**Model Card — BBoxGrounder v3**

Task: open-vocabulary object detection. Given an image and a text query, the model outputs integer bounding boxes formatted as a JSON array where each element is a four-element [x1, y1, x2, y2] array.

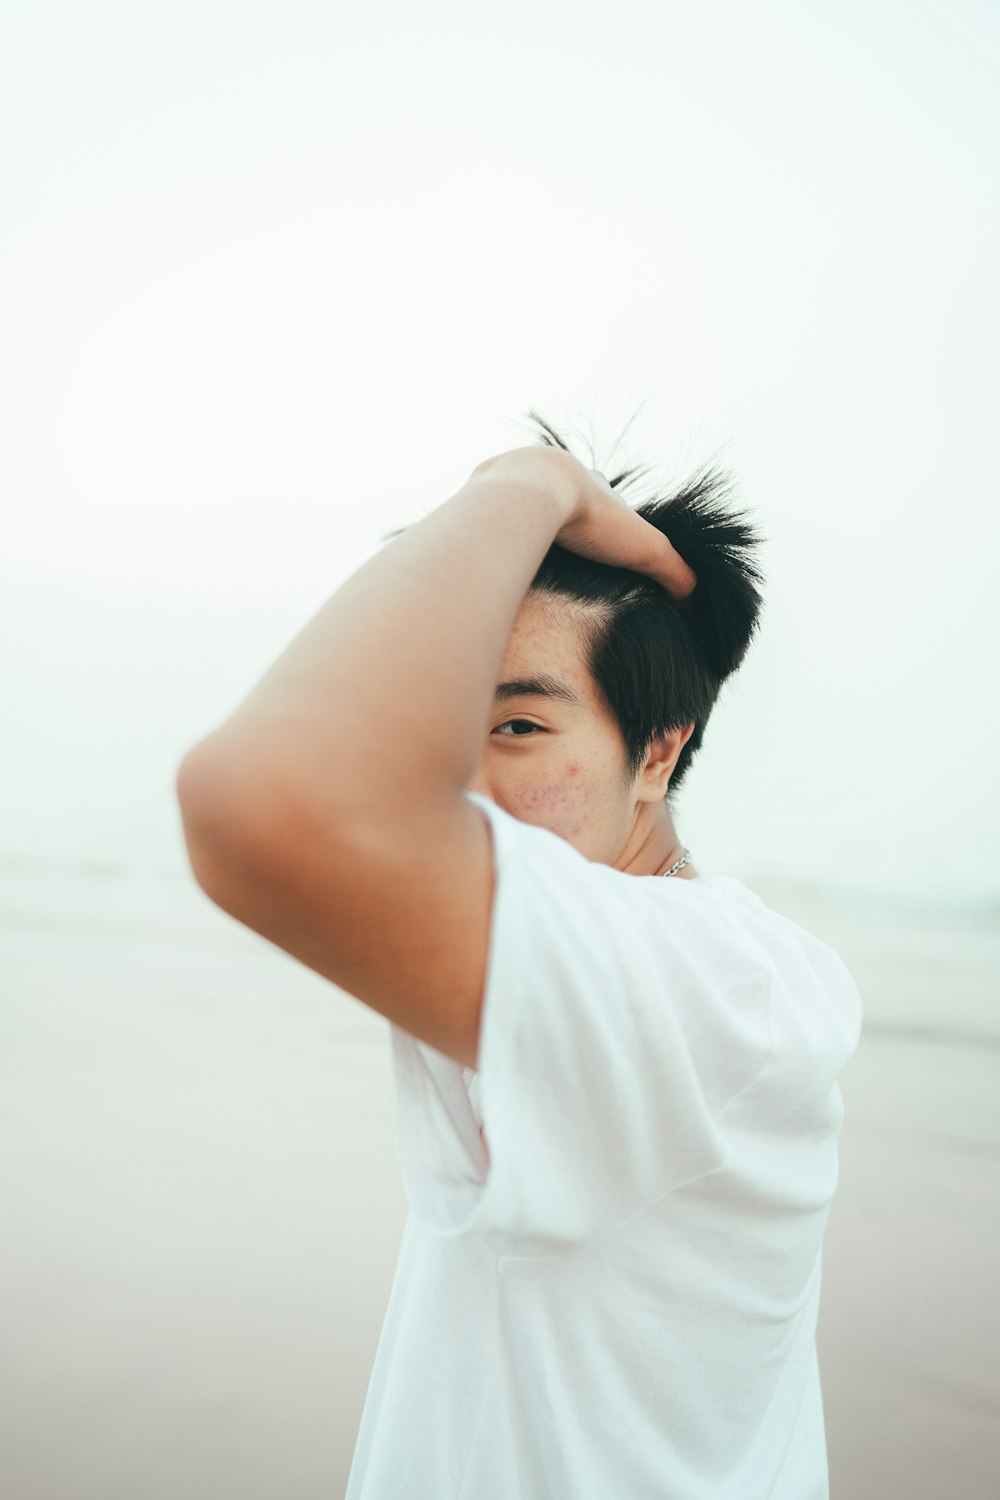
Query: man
[[176, 412, 862, 1499]]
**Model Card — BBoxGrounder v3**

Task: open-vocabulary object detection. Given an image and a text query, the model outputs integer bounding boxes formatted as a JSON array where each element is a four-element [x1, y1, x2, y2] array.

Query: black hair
[[522, 409, 766, 798], [385, 407, 766, 801]]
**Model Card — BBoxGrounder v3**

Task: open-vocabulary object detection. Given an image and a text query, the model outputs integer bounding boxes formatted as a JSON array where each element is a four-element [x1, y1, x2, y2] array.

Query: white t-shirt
[[345, 792, 862, 1500]]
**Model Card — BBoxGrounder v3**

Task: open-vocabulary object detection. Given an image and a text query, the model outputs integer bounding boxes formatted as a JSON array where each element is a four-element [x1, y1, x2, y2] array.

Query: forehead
[[499, 593, 595, 702]]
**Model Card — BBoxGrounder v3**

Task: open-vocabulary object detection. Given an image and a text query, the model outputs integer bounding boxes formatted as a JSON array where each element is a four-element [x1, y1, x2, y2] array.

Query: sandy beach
[[1, 853, 997, 1499]]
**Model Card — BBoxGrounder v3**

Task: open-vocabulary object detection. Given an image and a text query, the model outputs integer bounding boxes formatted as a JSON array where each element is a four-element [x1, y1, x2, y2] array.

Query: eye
[[492, 718, 545, 738]]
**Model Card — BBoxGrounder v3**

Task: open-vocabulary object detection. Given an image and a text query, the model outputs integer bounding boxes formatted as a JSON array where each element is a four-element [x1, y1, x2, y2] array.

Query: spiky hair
[[384, 407, 767, 798], [518, 409, 766, 795]]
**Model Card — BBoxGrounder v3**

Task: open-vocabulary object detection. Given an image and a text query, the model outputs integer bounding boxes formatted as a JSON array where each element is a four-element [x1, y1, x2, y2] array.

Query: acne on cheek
[[516, 767, 591, 836]]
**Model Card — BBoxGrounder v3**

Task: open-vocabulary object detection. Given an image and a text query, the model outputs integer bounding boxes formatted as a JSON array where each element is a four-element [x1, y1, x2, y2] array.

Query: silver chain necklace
[[661, 848, 692, 877]]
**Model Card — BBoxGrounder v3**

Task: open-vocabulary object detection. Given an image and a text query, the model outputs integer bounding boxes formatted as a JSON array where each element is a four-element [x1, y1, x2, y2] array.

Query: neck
[[620, 803, 699, 880]]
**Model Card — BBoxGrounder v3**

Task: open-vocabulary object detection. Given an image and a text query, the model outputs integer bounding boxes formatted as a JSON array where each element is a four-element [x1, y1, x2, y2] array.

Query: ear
[[636, 723, 695, 802]]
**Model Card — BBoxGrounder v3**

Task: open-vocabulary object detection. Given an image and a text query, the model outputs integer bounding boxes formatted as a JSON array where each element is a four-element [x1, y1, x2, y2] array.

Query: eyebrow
[[494, 674, 583, 708]]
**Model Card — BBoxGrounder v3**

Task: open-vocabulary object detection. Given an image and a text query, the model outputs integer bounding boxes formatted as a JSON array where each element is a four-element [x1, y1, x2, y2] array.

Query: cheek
[[510, 761, 595, 836]]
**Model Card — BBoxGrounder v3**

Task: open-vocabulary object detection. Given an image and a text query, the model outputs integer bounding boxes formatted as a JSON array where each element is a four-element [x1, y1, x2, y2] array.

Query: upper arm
[[177, 757, 495, 1070]]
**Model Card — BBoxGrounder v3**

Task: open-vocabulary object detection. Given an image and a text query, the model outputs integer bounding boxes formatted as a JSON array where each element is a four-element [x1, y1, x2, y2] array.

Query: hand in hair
[[471, 446, 698, 604], [555, 465, 698, 603]]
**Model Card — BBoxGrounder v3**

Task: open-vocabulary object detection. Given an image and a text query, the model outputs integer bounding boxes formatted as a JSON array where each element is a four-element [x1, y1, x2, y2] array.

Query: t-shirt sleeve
[[390, 791, 775, 1249]]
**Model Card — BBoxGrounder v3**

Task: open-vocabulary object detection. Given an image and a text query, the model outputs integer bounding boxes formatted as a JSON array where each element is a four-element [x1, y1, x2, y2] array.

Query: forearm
[[182, 458, 575, 830]]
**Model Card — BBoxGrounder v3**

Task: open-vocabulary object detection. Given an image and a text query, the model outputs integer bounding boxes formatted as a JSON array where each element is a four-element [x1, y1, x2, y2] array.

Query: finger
[[588, 470, 696, 598], [659, 540, 697, 602], [614, 493, 697, 601]]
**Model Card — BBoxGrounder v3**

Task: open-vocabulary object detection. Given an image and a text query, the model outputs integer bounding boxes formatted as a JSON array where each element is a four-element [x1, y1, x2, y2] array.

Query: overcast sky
[[2, 0, 997, 906]]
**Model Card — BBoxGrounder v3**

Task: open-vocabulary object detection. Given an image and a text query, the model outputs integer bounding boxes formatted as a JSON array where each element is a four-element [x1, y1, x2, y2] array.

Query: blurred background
[[2, 1, 998, 1496]]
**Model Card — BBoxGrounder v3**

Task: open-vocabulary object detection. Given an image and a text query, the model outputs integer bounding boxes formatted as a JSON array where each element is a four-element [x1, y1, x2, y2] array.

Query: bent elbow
[[174, 744, 271, 904]]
